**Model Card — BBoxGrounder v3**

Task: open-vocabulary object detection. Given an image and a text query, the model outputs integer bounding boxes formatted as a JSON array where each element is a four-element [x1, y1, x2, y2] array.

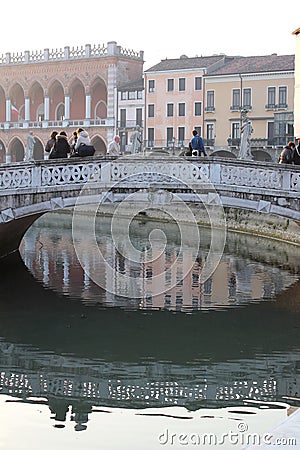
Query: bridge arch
[[1, 157, 300, 258]]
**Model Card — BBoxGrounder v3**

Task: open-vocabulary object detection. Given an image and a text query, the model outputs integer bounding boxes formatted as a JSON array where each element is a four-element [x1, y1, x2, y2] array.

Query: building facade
[[0, 41, 144, 163], [0, 40, 297, 164], [144, 53, 295, 161], [204, 54, 295, 160], [117, 77, 144, 153]]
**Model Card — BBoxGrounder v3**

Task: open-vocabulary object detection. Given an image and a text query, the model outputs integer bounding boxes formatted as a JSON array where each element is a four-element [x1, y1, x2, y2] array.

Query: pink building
[[0, 41, 144, 162]]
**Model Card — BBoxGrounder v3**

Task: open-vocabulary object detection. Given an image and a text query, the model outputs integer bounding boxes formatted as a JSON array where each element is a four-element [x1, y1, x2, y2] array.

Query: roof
[[145, 55, 227, 72], [118, 77, 144, 91], [209, 54, 295, 76]]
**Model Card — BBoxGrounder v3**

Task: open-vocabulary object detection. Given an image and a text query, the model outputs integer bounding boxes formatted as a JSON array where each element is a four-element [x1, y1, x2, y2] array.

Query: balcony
[[117, 120, 144, 130], [0, 118, 115, 130]]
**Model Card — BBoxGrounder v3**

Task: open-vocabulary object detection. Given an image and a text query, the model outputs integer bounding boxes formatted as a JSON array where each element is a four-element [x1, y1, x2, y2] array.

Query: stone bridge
[[0, 156, 300, 257]]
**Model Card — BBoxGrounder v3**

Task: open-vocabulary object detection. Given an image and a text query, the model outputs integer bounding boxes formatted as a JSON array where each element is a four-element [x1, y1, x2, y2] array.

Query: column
[[44, 96, 50, 121], [6, 99, 11, 122], [64, 95, 70, 120], [25, 98, 30, 121], [85, 94, 91, 119]]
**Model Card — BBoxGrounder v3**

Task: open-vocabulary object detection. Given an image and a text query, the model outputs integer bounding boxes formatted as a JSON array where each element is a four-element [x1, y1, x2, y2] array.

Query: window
[[232, 122, 240, 140], [278, 86, 287, 108], [243, 88, 252, 109], [128, 91, 135, 100], [121, 91, 127, 100], [120, 109, 126, 127], [137, 90, 143, 100], [148, 104, 154, 118], [148, 80, 155, 93], [147, 128, 154, 147], [178, 127, 185, 146], [194, 126, 202, 136], [136, 108, 142, 127], [178, 103, 185, 116], [167, 79, 174, 92], [231, 89, 240, 110], [194, 102, 202, 116], [195, 77, 202, 90], [206, 91, 215, 111], [206, 124, 214, 141], [167, 103, 174, 117], [267, 87, 276, 108], [179, 78, 186, 91], [167, 127, 174, 146]]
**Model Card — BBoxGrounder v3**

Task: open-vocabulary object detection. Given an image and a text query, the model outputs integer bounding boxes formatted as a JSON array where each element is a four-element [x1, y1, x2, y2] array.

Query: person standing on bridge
[[190, 130, 207, 157], [292, 139, 300, 165], [107, 135, 122, 156], [44, 130, 58, 159], [278, 141, 295, 164], [49, 131, 71, 159]]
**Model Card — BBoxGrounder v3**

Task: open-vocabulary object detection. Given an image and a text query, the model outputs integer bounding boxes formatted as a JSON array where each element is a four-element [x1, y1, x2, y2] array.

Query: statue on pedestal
[[25, 131, 36, 161], [238, 109, 253, 160], [130, 126, 142, 154]]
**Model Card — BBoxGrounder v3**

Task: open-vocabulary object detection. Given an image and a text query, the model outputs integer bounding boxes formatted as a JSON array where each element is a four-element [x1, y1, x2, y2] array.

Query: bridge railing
[[0, 156, 300, 193]]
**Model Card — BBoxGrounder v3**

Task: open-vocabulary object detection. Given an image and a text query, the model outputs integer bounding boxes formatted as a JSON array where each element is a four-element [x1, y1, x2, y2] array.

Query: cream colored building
[[204, 54, 295, 160]]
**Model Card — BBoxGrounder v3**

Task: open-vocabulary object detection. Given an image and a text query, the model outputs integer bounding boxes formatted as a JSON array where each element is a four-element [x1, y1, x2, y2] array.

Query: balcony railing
[[117, 120, 144, 129], [0, 118, 115, 130]]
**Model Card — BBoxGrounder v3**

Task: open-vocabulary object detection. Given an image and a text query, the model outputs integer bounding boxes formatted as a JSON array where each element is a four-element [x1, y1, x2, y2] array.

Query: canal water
[[1, 211, 300, 449]]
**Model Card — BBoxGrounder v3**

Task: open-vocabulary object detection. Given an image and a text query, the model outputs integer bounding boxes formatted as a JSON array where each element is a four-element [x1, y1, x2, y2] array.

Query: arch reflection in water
[[20, 212, 299, 311]]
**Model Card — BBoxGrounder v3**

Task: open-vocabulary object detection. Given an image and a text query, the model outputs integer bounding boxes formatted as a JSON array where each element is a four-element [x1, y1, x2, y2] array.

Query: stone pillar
[[25, 98, 30, 121], [6, 99, 11, 122], [64, 95, 70, 120], [85, 94, 91, 119], [44, 97, 50, 121], [5, 153, 11, 163]]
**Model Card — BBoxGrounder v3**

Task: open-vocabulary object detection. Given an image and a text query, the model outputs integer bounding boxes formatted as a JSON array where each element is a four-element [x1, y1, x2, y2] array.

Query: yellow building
[[204, 54, 295, 160]]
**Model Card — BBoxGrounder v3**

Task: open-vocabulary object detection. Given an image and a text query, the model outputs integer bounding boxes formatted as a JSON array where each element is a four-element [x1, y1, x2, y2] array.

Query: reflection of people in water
[[48, 396, 70, 422], [71, 400, 93, 431]]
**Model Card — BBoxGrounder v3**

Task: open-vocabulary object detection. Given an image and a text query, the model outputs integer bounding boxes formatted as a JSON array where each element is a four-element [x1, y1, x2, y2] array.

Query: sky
[[1, 0, 299, 70]]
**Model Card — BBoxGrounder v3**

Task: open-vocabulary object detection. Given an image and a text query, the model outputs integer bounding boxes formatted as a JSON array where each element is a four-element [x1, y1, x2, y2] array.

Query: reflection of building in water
[[20, 214, 299, 311]]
